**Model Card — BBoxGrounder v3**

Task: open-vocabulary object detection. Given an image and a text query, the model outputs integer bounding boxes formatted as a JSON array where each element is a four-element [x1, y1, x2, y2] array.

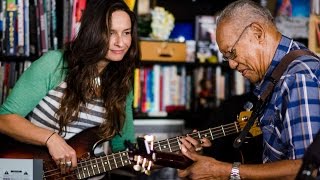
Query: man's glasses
[[222, 23, 252, 61]]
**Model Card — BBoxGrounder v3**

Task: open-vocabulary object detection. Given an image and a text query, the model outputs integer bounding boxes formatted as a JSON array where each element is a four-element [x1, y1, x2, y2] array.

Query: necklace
[[94, 77, 101, 87]]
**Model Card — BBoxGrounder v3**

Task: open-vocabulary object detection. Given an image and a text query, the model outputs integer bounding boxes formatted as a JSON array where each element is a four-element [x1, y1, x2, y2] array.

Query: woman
[[0, 0, 139, 175]]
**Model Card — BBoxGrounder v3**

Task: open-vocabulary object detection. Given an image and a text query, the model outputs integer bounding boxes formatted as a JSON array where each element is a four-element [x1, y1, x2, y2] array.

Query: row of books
[[133, 64, 251, 116], [193, 65, 251, 110], [133, 65, 191, 116], [0, 60, 31, 104], [0, 0, 87, 57]]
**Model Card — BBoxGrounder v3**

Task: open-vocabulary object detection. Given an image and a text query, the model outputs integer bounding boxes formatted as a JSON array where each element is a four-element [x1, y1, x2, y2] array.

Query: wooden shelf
[[308, 14, 320, 55], [0, 55, 38, 62]]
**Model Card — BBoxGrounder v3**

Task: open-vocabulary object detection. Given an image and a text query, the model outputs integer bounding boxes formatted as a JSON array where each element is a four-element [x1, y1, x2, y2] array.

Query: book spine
[[38, 0, 48, 53], [6, 0, 18, 55], [0, 1, 7, 54], [17, 0, 24, 55], [133, 68, 140, 109], [51, 0, 57, 49], [152, 64, 160, 113], [23, 0, 29, 56], [29, 0, 40, 56]]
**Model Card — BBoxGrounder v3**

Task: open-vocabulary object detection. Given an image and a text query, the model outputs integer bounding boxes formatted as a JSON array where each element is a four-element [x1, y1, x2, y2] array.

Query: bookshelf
[[0, 0, 82, 104], [0, 0, 251, 127], [134, 0, 252, 129]]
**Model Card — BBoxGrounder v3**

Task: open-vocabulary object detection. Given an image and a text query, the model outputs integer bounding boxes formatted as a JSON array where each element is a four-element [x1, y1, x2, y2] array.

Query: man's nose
[[228, 59, 239, 69]]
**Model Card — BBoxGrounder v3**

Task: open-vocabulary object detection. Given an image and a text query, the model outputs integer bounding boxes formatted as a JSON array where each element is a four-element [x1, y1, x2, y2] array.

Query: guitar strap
[[233, 49, 320, 148]]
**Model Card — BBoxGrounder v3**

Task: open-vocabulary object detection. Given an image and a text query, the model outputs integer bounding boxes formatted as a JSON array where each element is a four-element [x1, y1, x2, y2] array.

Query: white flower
[[150, 6, 175, 40]]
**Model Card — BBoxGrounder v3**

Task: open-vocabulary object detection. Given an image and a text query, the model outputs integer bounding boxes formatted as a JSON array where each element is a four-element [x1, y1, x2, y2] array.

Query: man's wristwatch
[[230, 162, 241, 180]]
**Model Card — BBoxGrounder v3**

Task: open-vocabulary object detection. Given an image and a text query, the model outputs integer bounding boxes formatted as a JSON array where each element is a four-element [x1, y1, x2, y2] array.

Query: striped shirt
[[253, 35, 320, 162], [28, 82, 104, 139]]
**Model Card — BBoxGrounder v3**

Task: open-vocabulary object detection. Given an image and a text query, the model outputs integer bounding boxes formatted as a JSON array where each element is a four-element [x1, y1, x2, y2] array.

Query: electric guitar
[[0, 110, 260, 179], [134, 110, 262, 169]]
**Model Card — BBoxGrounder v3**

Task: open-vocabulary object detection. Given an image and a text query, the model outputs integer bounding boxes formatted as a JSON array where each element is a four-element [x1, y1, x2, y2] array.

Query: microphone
[[296, 130, 320, 180]]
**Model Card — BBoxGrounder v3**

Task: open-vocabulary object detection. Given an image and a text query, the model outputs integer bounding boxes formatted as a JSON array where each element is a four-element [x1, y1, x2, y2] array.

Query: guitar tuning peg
[[144, 135, 155, 142], [243, 101, 253, 111], [133, 164, 142, 171], [141, 157, 147, 172], [133, 156, 142, 171], [145, 169, 151, 176], [148, 160, 152, 169], [144, 135, 156, 154], [145, 160, 152, 175], [144, 135, 155, 148]]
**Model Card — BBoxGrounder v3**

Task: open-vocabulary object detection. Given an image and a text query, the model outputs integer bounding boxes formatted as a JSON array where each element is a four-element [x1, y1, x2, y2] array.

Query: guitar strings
[[43, 151, 131, 179], [153, 122, 243, 152], [154, 121, 254, 152], [43, 121, 252, 178]]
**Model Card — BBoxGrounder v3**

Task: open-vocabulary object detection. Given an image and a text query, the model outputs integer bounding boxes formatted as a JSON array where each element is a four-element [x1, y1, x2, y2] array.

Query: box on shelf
[[139, 40, 187, 62], [309, 14, 320, 55]]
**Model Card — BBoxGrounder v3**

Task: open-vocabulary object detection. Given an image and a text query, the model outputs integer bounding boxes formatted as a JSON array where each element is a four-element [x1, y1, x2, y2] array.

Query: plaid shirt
[[253, 35, 320, 163]]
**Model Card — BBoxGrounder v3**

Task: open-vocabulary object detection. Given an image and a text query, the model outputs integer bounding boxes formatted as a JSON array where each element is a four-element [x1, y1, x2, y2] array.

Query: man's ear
[[250, 22, 264, 42]]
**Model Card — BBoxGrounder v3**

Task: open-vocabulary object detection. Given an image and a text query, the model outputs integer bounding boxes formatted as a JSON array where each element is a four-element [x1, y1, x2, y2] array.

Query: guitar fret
[[177, 137, 181, 150], [121, 152, 130, 166], [76, 160, 85, 179], [197, 131, 201, 139], [172, 139, 180, 152], [106, 155, 112, 170], [119, 152, 125, 167], [167, 139, 172, 152], [88, 159, 94, 177], [221, 125, 226, 136], [209, 128, 213, 140], [126, 152, 132, 165], [200, 130, 210, 139], [159, 141, 169, 151], [100, 156, 106, 172], [157, 142, 161, 151], [85, 158, 91, 178], [235, 122, 239, 133], [95, 158, 101, 174], [112, 153, 118, 168], [82, 165, 86, 178]]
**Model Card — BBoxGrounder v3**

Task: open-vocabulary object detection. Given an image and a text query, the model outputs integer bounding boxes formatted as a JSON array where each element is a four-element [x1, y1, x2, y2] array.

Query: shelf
[[134, 110, 192, 119], [139, 59, 230, 67], [0, 55, 38, 62]]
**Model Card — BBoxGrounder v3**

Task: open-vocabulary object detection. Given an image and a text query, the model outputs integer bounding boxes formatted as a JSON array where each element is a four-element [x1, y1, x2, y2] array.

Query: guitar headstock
[[126, 134, 193, 175], [237, 110, 262, 137], [126, 135, 156, 175]]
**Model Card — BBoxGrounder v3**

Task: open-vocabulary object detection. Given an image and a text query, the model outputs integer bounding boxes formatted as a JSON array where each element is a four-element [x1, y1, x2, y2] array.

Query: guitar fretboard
[[76, 151, 131, 179], [153, 121, 240, 153]]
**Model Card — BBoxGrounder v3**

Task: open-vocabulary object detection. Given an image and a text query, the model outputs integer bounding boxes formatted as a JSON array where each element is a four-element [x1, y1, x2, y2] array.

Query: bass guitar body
[[0, 127, 107, 179]]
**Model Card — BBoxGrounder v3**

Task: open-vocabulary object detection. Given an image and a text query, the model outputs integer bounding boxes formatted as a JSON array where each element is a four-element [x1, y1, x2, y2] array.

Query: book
[[0, 0, 6, 54], [5, 0, 18, 55], [17, 0, 24, 55], [29, 0, 40, 56], [195, 15, 220, 63]]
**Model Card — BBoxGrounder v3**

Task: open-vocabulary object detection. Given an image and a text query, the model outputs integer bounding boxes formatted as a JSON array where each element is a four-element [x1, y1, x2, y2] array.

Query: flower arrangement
[[150, 6, 175, 40]]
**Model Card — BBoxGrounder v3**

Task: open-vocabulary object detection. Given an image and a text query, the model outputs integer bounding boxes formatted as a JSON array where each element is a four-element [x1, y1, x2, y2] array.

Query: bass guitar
[[0, 110, 260, 179], [0, 127, 134, 180]]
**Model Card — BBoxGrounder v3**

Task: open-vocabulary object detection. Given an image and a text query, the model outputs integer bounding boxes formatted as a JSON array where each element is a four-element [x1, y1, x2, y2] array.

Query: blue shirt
[[253, 35, 320, 163]]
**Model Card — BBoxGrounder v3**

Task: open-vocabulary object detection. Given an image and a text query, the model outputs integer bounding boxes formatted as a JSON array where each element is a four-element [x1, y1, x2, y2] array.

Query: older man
[[178, 0, 320, 179]]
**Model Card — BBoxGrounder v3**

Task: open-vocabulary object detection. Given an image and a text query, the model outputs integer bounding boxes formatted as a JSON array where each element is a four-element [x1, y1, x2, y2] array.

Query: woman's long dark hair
[[57, 0, 140, 138]]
